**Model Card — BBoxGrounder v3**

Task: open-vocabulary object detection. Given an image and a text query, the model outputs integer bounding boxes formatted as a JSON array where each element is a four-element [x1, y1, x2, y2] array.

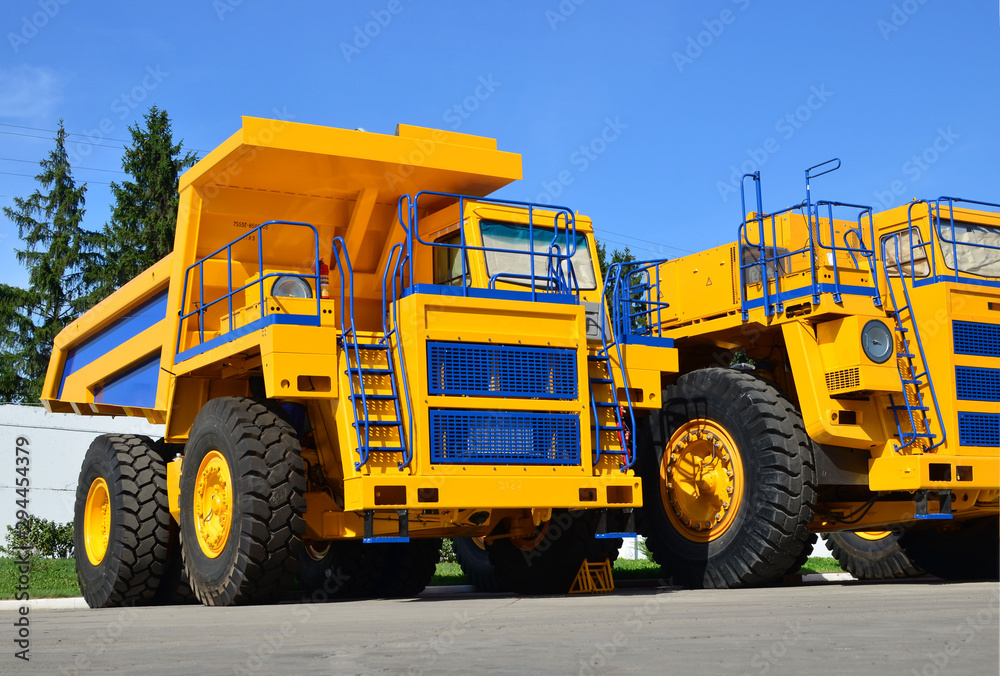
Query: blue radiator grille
[[956, 366, 1000, 402], [428, 410, 580, 464], [953, 321, 1000, 358], [427, 342, 577, 399], [957, 412, 1000, 447]]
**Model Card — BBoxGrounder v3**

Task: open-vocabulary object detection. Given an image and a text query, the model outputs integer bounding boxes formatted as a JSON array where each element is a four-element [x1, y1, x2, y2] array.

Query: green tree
[[92, 106, 197, 301], [595, 240, 637, 282], [0, 122, 96, 402]]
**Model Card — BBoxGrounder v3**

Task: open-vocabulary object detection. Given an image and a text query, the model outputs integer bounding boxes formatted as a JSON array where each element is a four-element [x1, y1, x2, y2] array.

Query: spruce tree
[[0, 122, 96, 402], [93, 106, 197, 301]]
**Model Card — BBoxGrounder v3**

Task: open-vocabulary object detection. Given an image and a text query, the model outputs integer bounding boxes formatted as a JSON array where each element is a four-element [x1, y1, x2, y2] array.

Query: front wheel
[[637, 368, 816, 589], [180, 397, 306, 606]]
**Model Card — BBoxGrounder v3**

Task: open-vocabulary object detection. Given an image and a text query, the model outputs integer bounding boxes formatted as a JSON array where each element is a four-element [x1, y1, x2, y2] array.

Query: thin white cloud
[[0, 64, 62, 119]]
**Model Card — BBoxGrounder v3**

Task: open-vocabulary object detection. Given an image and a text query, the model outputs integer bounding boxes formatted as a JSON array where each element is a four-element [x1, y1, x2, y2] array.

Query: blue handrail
[[331, 236, 372, 465], [382, 243, 416, 469], [176, 220, 321, 356], [904, 197, 1000, 287], [736, 163, 880, 319], [880, 233, 946, 453], [397, 191, 581, 300]]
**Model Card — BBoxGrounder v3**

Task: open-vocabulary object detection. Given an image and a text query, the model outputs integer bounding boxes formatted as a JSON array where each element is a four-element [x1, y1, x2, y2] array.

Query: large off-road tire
[[298, 540, 388, 600], [376, 538, 443, 598], [637, 368, 816, 589], [74, 435, 171, 608], [179, 397, 306, 606], [488, 510, 621, 595], [454, 537, 508, 592], [897, 516, 1000, 581], [151, 440, 197, 605], [823, 530, 924, 580]]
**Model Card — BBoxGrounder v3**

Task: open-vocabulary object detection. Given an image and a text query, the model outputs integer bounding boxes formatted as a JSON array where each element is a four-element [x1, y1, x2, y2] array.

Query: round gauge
[[861, 320, 894, 364]]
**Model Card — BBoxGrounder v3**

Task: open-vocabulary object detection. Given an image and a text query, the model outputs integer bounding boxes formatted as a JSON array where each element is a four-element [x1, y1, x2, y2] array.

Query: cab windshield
[[479, 220, 597, 290], [937, 220, 1000, 278]]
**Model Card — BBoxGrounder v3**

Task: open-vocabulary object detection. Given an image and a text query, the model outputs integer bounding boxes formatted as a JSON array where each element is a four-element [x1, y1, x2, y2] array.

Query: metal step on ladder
[[588, 352, 627, 464]]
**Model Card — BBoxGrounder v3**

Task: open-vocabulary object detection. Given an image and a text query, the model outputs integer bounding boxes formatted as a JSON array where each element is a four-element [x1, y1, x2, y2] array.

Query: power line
[[0, 129, 127, 151], [0, 123, 210, 154], [592, 227, 695, 255], [0, 170, 112, 186], [0, 156, 125, 174]]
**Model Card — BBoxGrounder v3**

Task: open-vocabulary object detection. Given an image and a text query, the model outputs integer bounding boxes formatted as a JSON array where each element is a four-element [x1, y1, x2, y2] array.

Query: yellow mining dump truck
[[628, 160, 999, 586], [43, 118, 680, 607]]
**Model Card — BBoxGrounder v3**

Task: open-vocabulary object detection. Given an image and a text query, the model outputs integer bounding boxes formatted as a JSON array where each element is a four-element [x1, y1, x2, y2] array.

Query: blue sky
[[1, 1, 998, 288]]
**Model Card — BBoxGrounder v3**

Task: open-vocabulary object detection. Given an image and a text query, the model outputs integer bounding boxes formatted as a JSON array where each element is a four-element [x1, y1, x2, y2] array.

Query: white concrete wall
[[0, 404, 162, 535]]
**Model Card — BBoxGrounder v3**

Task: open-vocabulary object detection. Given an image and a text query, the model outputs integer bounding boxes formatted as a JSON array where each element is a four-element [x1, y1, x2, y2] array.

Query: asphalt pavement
[[7, 580, 999, 675]]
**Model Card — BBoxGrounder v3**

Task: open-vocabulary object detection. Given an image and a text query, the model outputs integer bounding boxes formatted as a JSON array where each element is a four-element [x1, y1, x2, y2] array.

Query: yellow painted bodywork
[[43, 118, 679, 541], [655, 205, 999, 530]]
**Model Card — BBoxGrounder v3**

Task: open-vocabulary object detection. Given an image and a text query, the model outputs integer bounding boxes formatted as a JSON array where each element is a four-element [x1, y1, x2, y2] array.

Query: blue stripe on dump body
[[93, 354, 160, 409], [955, 366, 1000, 402], [58, 290, 168, 399], [957, 412, 1000, 448], [953, 321, 1000, 358], [426, 342, 577, 399]]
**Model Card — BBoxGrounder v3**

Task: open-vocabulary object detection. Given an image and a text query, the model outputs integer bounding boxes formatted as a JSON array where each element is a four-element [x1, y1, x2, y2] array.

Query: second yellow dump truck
[[43, 118, 680, 607], [630, 160, 999, 586]]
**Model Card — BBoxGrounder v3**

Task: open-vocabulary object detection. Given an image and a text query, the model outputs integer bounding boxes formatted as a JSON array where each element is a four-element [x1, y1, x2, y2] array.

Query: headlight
[[861, 320, 894, 364], [271, 276, 313, 299]]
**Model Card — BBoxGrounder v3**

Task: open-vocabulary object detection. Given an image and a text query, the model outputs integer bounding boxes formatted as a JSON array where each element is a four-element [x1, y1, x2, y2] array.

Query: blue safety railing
[[606, 261, 672, 344], [880, 232, 946, 453], [397, 191, 581, 300], [176, 220, 321, 358], [902, 197, 1000, 289], [738, 160, 881, 320]]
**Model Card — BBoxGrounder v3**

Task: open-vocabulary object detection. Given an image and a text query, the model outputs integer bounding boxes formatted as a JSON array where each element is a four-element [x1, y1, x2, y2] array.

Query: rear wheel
[[180, 397, 306, 606], [823, 529, 924, 580], [897, 516, 999, 581], [298, 540, 387, 600], [454, 537, 508, 592], [74, 435, 171, 608], [376, 539, 443, 597], [638, 368, 816, 589], [488, 510, 620, 595]]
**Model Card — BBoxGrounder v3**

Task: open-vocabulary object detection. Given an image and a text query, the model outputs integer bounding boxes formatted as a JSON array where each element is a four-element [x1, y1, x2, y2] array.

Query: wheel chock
[[569, 558, 615, 594]]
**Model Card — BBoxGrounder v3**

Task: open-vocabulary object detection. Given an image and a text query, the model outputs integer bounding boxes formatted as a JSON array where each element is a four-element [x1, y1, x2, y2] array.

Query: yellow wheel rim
[[661, 419, 744, 543], [84, 477, 111, 565], [856, 530, 892, 541], [193, 450, 233, 558]]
